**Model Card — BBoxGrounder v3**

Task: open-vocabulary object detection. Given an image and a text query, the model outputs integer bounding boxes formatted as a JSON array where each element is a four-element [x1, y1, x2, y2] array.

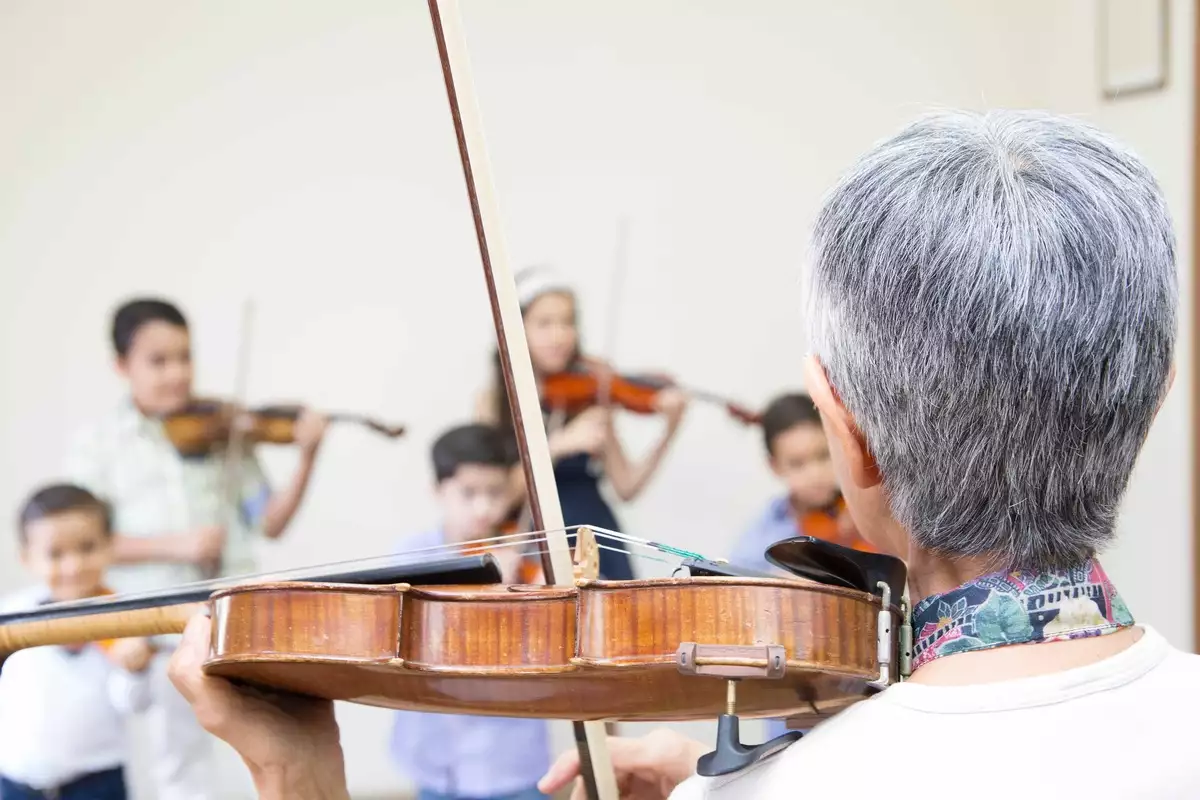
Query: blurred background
[[0, 0, 1192, 796]]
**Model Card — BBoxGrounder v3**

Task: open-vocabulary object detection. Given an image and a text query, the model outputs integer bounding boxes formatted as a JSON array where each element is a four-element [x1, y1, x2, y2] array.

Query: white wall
[[0, 1, 1191, 797], [999, 0, 1195, 651]]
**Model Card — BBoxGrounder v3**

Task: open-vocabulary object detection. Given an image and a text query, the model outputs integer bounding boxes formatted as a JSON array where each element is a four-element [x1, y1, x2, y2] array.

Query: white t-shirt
[[0, 587, 152, 789], [672, 625, 1200, 799]]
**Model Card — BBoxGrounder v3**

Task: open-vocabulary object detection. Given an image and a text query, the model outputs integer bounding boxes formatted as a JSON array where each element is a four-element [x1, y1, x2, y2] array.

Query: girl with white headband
[[474, 266, 689, 580]]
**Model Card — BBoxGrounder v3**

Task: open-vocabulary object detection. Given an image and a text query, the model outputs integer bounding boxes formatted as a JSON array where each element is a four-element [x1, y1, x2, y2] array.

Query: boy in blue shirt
[[730, 393, 873, 741], [730, 392, 872, 573], [390, 423, 549, 800]]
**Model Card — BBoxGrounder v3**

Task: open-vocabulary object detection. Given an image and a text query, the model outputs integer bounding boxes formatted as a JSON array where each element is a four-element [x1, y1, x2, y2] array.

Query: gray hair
[[809, 110, 1177, 570]]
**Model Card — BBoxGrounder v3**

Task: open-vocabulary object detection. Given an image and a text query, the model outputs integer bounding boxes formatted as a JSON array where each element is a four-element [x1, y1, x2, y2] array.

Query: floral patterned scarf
[[910, 559, 1134, 671]]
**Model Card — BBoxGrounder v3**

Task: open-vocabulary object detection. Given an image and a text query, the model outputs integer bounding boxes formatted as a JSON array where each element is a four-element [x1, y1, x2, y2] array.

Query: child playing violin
[[62, 297, 329, 800], [731, 392, 874, 574], [475, 266, 689, 580], [390, 423, 550, 800], [0, 484, 153, 800]]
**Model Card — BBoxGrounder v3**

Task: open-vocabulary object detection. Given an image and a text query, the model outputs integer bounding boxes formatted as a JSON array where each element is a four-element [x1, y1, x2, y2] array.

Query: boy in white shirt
[[64, 297, 329, 799], [0, 484, 153, 800]]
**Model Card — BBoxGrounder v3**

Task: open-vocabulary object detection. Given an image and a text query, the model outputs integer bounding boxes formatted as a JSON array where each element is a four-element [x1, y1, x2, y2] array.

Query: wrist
[[249, 749, 349, 800]]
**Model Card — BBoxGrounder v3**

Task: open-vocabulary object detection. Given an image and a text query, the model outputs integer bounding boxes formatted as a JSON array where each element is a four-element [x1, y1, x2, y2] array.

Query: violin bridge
[[572, 526, 600, 583]]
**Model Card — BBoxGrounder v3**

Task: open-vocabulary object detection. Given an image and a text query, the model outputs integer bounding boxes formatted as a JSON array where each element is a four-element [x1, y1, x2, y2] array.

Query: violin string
[[16, 528, 698, 616], [515, 545, 677, 569], [457, 526, 705, 562], [17, 547, 501, 615]]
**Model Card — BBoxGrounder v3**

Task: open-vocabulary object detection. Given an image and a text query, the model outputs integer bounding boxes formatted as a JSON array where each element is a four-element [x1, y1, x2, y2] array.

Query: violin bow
[[425, 3, 618, 799], [205, 297, 255, 580], [597, 217, 630, 410]]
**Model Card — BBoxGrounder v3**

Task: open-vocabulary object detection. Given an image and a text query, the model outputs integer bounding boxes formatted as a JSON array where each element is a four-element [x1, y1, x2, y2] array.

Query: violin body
[[800, 497, 877, 554], [542, 365, 760, 426], [161, 401, 297, 456], [203, 574, 896, 725], [161, 398, 405, 457], [542, 371, 661, 416]]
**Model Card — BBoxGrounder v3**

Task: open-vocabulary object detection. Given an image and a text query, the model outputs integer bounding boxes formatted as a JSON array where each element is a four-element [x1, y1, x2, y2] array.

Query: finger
[[168, 612, 212, 705], [569, 777, 589, 800], [538, 750, 582, 794]]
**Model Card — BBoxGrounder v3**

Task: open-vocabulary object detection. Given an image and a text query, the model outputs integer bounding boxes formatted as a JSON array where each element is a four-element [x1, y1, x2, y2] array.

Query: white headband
[[514, 266, 574, 309]]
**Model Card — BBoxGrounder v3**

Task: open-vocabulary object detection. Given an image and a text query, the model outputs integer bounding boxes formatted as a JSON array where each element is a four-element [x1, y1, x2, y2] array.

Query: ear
[[803, 354, 881, 489], [114, 356, 130, 379], [1157, 363, 1177, 416]]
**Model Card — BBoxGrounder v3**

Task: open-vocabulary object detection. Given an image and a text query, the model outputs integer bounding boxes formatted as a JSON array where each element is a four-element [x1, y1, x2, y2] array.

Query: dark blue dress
[[555, 453, 634, 580]]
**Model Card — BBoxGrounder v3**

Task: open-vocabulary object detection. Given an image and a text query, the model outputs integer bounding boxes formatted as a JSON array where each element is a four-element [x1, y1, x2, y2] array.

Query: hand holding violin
[[169, 613, 349, 800], [106, 637, 154, 673], [291, 408, 329, 454], [653, 386, 689, 430], [549, 406, 610, 460]]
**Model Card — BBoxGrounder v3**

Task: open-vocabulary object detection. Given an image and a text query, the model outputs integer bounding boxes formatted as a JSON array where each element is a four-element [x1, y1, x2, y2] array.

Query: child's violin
[[160, 398, 406, 457], [799, 496, 877, 553], [542, 362, 760, 426]]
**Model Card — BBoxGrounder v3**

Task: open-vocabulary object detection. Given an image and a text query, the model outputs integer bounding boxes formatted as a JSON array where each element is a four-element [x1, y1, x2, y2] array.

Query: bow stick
[[203, 297, 255, 580], [425, 2, 617, 798], [597, 217, 630, 410]]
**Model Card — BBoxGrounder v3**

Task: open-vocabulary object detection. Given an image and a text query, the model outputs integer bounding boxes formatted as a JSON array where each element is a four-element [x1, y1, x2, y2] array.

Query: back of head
[[809, 110, 1177, 570], [760, 392, 822, 455], [18, 483, 111, 543], [431, 423, 515, 482], [111, 297, 188, 358]]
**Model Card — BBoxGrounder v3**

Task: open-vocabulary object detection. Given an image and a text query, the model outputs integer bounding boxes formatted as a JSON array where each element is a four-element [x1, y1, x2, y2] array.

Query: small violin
[[799, 496, 877, 553], [542, 362, 760, 426], [161, 398, 406, 457]]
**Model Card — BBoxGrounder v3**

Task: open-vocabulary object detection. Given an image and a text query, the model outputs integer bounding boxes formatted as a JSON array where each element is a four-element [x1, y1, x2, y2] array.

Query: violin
[[800, 496, 878, 553], [542, 363, 760, 426], [0, 529, 907, 731], [161, 398, 406, 457]]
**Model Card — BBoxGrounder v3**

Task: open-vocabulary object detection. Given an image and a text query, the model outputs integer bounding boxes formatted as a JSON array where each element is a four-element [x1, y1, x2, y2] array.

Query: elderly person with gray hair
[[165, 109, 1200, 799]]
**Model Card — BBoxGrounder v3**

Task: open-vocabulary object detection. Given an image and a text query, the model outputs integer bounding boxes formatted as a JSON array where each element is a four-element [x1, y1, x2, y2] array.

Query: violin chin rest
[[765, 536, 907, 602]]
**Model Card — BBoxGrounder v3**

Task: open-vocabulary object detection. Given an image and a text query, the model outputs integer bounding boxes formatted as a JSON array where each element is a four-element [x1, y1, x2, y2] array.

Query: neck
[[905, 549, 997, 604], [903, 549, 1137, 683]]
